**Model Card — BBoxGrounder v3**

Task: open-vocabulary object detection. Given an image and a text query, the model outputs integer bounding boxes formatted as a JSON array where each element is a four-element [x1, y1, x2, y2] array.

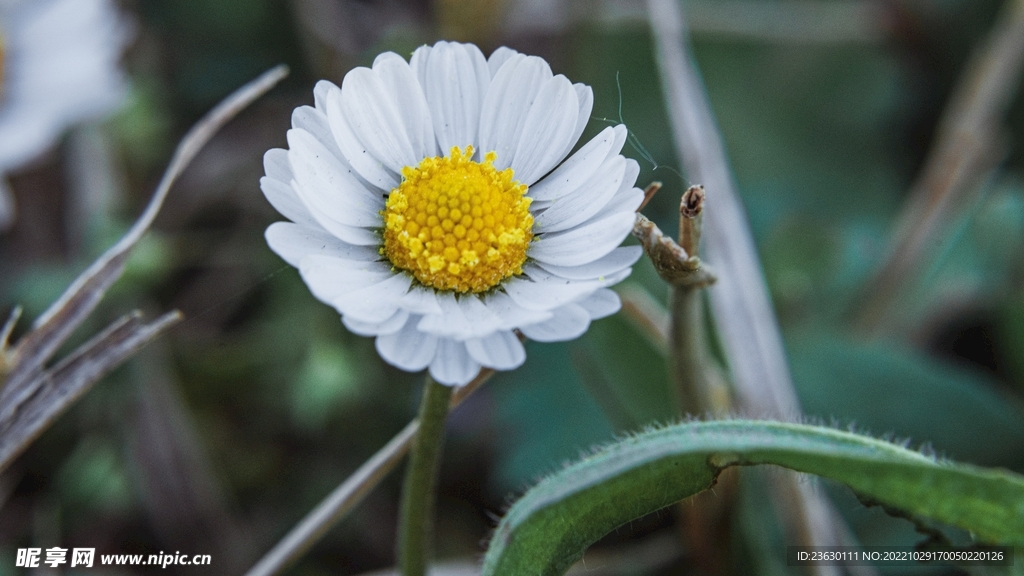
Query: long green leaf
[[482, 420, 1024, 575]]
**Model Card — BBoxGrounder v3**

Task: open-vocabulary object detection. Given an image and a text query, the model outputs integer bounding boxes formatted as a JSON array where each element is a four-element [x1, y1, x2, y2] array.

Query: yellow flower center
[[382, 146, 533, 293]]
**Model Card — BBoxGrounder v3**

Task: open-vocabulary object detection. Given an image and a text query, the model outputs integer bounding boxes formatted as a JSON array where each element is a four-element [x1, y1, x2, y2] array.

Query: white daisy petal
[[503, 275, 603, 312], [429, 339, 481, 386], [465, 330, 526, 370], [457, 295, 504, 338], [417, 293, 501, 340], [326, 89, 399, 190], [619, 159, 641, 197], [487, 46, 519, 77], [610, 123, 630, 159], [483, 290, 553, 329], [333, 273, 413, 323], [292, 105, 344, 160], [530, 210, 637, 267], [338, 67, 419, 173], [465, 45, 495, 146], [533, 155, 626, 233], [287, 190, 380, 245], [410, 44, 432, 88], [295, 192, 379, 245], [510, 75, 579, 185], [525, 263, 633, 287], [298, 255, 392, 303], [373, 52, 437, 159], [260, 175, 318, 229], [514, 266, 633, 313], [566, 83, 594, 158], [601, 183, 645, 218], [528, 126, 623, 201], [577, 289, 621, 319], [313, 80, 339, 112], [417, 293, 470, 339], [519, 304, 591, 342], [478, 54, 553, 170], [423, 42, 490, 153], [293, 104, 380, 194], [344, 308, 410, 337], [263, 147, 293, 182], [264, 43, 644, 384], [287, 128, 383, 227], [536, 246, 643, 281], [266, 222, 379, 267], [376, 315, 438, 371], [400, 285, 444, 315]]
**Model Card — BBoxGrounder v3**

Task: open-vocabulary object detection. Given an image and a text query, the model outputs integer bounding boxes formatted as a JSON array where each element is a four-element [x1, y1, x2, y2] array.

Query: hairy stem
[[646, 1, 852, 572], [669, 288, 712, 413], [244, 368, 494, 576], [667, 186, 729, 417], [397, 376, 453, 576]]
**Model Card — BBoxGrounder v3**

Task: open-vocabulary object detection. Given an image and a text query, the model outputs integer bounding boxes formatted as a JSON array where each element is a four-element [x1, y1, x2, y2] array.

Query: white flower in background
[[262, 41, 643, 386], [0, 0, 130, 230]]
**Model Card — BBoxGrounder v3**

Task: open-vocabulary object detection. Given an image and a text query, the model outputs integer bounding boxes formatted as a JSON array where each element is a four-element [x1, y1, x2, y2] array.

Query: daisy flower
[[262, 41, 643, 386], [0, 0, 130, 230]]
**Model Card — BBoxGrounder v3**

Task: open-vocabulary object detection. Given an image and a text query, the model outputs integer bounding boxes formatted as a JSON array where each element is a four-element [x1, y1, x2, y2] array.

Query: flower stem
[[244, 369, 494, 576], [668, 186, 731, 416], [397, 375, 452, 576]]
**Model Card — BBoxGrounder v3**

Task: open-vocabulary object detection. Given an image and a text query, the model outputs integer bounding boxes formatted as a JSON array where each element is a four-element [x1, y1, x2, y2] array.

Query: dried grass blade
[[0, 65, 288, 421], [645, 1, 853, 571], [0, 310, 181, 472]]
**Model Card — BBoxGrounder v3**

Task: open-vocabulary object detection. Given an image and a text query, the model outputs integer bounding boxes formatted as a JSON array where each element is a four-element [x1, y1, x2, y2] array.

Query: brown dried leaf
[[0, 65, 288, 474], [0, 311, 181, 472]]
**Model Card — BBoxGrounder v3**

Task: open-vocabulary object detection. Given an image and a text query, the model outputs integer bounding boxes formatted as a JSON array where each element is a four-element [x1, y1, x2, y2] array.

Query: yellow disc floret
[[382, 146, 533, 293]]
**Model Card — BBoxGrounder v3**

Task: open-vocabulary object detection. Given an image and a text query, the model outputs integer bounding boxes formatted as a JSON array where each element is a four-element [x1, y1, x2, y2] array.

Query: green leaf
[[482, 420, 1024, 576]]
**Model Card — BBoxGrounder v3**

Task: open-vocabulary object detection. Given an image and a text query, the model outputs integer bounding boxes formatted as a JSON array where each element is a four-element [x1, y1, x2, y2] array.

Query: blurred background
[[2, 0, 1024, 574]]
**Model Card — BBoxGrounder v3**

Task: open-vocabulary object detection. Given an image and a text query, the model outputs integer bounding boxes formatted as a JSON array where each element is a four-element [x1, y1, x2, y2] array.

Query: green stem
[[397, 376, 452, 576], [668, 186, 729, 417], [669, 286, 730, 416], [669, 285, 708, 413]]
